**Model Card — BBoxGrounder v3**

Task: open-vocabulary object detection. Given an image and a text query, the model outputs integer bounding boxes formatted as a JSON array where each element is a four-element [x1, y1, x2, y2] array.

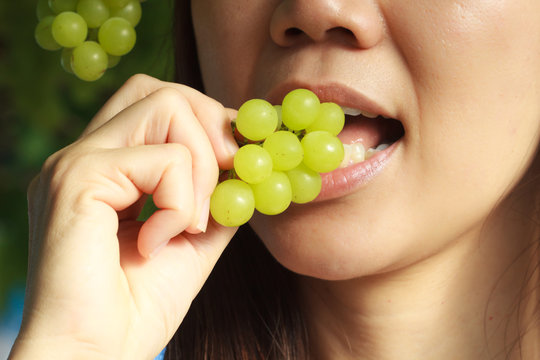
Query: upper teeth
[[340, 106, 379, 118]]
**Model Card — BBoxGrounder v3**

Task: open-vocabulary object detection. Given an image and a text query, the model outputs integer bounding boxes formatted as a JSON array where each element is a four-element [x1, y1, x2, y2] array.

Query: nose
[[270, 0, 384, 49]]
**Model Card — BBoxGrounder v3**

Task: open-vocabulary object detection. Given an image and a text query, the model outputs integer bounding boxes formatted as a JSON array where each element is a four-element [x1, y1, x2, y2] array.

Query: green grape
[[235, 99, 278, 141], [48, 0, 78, 13], [210, 179, 255, 227], [52, 11, 88, 48], [286, 163, 322, 204], [71, 41, 108, 81], [234, 144, 273, 184], [60, 47, 73, 73], [105, 0, 130, 9], [306, 102, 345, 136], [281, 88, 320, 131], [108, 54, 121, 68], [35, 16, 61, 51], [37, 0, 54, 20], [98, 17, 136, 56], [76, 0, 110, 28], [110, 0, 142, 27], [274, 104, 283, 130], [263, 130, 303, 171], [301, 131, 344, 173], [251, 171, 292, 215]]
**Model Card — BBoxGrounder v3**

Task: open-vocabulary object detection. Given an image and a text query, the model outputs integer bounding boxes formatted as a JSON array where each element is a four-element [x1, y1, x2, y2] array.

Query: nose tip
[[270, 1, 384, 49]]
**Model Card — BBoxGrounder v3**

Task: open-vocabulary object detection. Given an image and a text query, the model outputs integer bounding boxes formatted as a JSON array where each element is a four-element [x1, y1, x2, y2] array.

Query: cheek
[[191, 0, 276, 107], [388, 0, 540, 192]]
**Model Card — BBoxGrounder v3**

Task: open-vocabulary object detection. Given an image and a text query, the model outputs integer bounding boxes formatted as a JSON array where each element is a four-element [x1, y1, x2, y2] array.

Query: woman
[[9, 0, 540, 359]]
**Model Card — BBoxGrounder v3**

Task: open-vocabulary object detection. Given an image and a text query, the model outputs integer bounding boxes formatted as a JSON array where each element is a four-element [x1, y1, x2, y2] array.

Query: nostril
[[284, 27, 303, 37]]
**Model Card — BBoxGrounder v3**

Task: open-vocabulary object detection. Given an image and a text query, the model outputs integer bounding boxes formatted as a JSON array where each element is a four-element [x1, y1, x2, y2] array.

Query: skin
[[8, 0, 540, 360], [191, 0, 540, 358]]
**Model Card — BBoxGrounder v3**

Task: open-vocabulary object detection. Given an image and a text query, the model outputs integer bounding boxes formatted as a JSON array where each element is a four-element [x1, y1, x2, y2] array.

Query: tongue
[[337, 116, 383, 149]]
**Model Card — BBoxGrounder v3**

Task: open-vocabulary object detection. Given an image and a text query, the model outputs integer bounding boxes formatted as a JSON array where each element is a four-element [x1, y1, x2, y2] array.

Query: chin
[[248, 203, 415, 281]]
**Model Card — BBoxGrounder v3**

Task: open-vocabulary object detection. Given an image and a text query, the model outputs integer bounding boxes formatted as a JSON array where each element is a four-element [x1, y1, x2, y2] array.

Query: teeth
[[339, 142, 391, 168], [340, 106, 363, 116], [362, 111, 378, 118], [340, 106, 381, 119]]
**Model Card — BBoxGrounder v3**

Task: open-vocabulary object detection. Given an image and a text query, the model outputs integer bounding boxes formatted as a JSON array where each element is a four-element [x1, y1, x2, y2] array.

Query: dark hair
[[166, 2, 309, 358]]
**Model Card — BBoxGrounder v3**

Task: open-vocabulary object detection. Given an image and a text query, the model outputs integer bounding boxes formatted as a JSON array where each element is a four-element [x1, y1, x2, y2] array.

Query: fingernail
[[149, 240, 169, 259], [196, 197, 211, 232]]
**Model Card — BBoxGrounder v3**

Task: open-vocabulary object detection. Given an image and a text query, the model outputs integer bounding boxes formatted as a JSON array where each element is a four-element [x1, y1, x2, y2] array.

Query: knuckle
[[124, 73, 156, 88], [151, 87, 190, 109], [166, 143, 192, 165]]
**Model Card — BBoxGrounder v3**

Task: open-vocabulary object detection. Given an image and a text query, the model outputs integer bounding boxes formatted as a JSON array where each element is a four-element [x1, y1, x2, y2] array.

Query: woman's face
[[191, 0, 540, 280]]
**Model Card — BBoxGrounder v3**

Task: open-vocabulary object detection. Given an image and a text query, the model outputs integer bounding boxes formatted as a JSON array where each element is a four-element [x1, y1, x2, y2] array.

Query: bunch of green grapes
[[210, 89, 345, 227], [34, 0, 143, 81]]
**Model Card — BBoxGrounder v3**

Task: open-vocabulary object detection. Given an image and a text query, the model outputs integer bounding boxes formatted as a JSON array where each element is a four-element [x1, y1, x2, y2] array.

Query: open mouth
[[338, 107, 405, 168]]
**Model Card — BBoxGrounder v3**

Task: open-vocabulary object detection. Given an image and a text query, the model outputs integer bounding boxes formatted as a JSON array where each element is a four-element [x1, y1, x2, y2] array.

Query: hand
[[10, 75, 239, 360]]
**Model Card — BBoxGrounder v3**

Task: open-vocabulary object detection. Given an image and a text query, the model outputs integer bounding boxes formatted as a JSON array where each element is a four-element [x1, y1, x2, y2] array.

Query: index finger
[[85, 74, 238, 169]]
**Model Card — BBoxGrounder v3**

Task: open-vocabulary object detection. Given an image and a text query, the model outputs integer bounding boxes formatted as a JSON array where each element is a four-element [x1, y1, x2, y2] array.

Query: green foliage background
[[0, 0, 176, 310]]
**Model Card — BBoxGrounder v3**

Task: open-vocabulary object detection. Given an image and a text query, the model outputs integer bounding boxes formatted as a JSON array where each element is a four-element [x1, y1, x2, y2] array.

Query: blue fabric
[[154, 347, 166, 360]]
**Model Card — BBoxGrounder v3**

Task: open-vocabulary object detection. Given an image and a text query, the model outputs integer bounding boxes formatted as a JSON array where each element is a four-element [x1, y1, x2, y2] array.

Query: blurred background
[[0, 0, 175, 357]]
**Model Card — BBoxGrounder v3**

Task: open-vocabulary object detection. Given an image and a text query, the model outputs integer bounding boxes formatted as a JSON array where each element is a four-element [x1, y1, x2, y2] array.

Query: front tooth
[[341, 106, 362, 116], [351, 143, 365, 163], [362, 111, 378, 118]]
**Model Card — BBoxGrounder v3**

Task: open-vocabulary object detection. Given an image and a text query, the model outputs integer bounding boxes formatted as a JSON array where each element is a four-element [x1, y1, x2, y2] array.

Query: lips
[[266, 82, 405, 201]]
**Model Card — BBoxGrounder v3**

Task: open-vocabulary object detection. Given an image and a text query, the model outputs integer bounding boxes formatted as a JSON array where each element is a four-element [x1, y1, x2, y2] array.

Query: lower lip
[[314, 140, 400, 202]]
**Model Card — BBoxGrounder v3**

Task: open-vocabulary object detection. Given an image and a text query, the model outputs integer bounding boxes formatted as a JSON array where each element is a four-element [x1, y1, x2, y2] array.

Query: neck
[[299, 195, 540, 360]]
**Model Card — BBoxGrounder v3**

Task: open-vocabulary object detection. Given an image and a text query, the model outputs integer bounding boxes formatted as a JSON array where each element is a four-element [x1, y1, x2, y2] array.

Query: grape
[[35, 16, 61, 51], [110, 0, 142, 27], [301, 131, 344, 173], [60, 47, 73, 73], [71, 41, 108, 81], [210, 179, 255, 227], [105, 0, 130, 9], [77, 0, 110, 28], [306, 102, 345, 136], [98, 17, 136, 56], [286, 163, 322, 204], [235, 99, 278, 141], [208, 89, 345, 227], [281, 88, 320, 130], [251, 171, 292, 215], [52, 11, 88, 48], [48, 0, 78, 13], [263, 130, 303, 171], [274, 104, 283, 130], [233, 144, 273, 184], [36, 0, 54, 20]]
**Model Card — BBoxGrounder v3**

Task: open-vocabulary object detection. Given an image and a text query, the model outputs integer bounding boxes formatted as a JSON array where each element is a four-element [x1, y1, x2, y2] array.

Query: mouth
[[338, 108, 404, 168], [266, 82, 405, 201]]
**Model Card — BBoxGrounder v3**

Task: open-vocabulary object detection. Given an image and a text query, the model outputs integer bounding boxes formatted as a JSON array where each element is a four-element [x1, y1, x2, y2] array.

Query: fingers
[[86, 74, 238, 169], [98, 144, 199, 257], [85, 88, 219, 237]]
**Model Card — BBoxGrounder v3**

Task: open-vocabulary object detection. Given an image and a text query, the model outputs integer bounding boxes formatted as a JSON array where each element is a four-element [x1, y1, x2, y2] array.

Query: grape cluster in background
[[34, 0, 144, 81], [210, 89, 345, 227]]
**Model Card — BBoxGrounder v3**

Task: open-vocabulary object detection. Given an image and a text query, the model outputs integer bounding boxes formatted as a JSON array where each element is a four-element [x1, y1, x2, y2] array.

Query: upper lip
[[265, 81, 396, 120]]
